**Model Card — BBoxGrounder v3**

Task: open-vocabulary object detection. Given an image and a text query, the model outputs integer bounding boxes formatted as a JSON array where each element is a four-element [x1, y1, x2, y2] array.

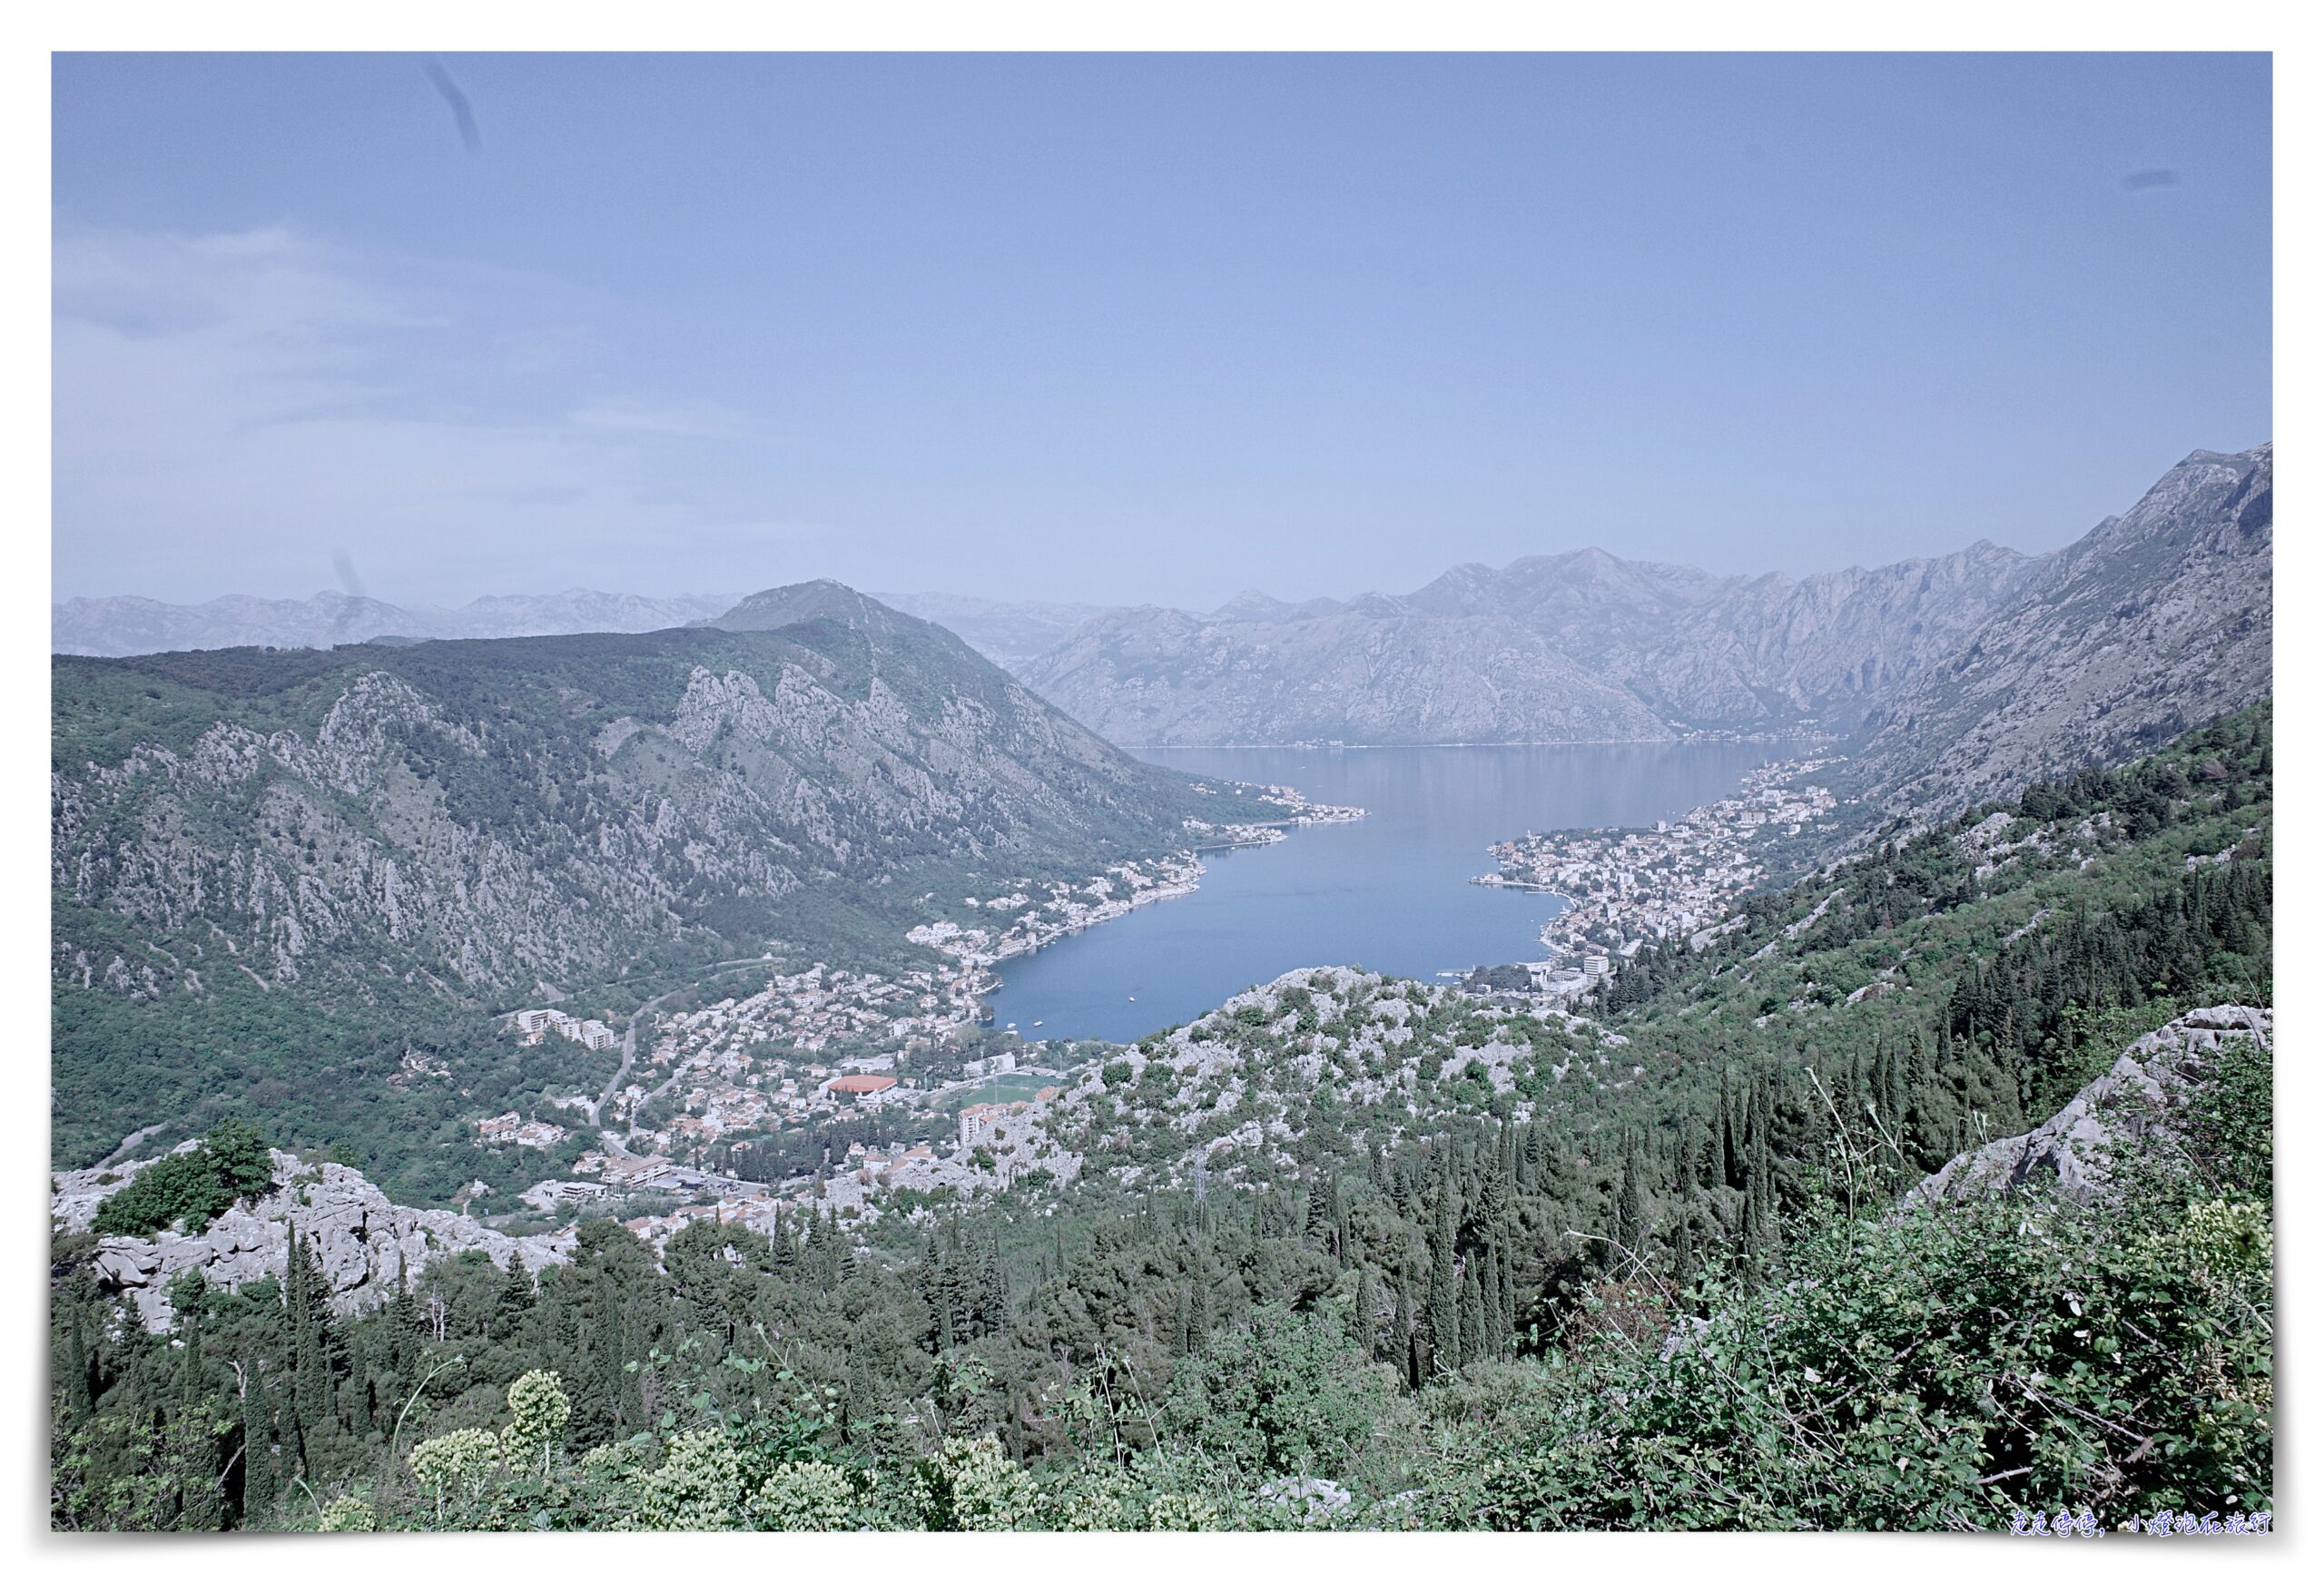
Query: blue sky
[[52, 52, 2271, 610]]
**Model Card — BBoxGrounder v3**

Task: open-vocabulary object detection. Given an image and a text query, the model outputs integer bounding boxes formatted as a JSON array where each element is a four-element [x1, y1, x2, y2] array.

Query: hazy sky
[[53, 52, 2270, 611]]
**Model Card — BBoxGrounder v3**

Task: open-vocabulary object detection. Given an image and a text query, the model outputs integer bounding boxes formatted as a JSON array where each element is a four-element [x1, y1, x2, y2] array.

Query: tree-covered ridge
[[1600, 703, 2270, 1158], [51, 708, 2273, 1530]]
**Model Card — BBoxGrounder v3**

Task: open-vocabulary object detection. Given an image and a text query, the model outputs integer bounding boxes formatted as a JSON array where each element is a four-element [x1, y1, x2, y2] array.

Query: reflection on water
[[987, 741, 1800, 1044]]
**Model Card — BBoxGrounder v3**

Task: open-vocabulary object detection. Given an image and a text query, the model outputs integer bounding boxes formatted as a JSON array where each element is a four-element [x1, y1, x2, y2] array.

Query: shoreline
[[1128, 733, 1831, 752], [1485, 756, 1845, 971], [928, 787, 1366, 1022]]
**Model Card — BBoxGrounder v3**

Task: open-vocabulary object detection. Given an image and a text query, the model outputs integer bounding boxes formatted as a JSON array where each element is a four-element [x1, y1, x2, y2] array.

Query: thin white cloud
[[566, 398, 763, 441], [51, 223, 802, 605]]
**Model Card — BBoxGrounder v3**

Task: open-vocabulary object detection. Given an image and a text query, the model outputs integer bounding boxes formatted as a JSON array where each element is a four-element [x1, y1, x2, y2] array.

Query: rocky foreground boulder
[[1902, 1004, 2270, 1210], [52, 1146, 574, 1332]]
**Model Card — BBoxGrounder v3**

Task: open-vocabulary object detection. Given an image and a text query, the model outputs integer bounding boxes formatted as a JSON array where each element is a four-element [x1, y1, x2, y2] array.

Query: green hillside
[[52, 709, 2271, 1530]]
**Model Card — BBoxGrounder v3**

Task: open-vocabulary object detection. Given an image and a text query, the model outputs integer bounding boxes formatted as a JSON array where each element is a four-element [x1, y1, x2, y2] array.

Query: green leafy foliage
[[90, 1122, 275, 1238]]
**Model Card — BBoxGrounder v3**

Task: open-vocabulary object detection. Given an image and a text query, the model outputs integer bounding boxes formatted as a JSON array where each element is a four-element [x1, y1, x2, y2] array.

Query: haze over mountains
[[53, 584, 1107, 671], [53, 444, 2272, 824], [1021, 447, 2273, 817], [52, 588, 743, 657]]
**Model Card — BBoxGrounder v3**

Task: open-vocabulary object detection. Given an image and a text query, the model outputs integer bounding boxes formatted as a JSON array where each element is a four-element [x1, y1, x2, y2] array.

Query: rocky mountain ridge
[[1854, 445, 2273, 821], [52, 585, 1285, 1170], [54, 587, 1229, 1005], [1019, 447, 2266, 787]]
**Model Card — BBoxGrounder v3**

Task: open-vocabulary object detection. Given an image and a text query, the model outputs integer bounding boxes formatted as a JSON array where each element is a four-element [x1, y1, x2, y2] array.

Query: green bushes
[[90, 1121, 274, 1238]]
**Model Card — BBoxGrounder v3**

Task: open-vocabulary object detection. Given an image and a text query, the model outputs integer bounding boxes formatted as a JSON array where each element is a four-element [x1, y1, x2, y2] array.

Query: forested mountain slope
[[51, 584, 1277, 1174]]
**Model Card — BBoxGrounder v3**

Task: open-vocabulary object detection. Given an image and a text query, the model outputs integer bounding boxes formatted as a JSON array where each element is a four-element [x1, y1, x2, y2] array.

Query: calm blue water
[[987, 742, 1799, 1044]]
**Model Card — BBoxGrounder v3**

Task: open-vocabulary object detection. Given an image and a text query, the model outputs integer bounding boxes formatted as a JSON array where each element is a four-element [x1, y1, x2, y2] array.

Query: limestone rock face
[[1018, 537, 2047, 746], [1021, 605, 1673, 747], [53, 583, 1245, 1166], [1856, 445, 2273, 821], [54, 1148, 575, 1332], [1902, 1005, 2270, 1211]]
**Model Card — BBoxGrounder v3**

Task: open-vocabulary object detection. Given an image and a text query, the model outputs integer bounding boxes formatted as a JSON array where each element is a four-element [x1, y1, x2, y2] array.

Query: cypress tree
[[241, 1372, 277, 1518], [1393, 1257, 1416, 1389], [1479, 1244, 1503, 1355], [63, 1304, 94, 1418], [179, 1402, 225, 1532], [285, 1225, 330, 1432], [1498, 1234, 1518, 1344], [1459, 1264, 1486, 1368], [1426, 1154, 1461, 1372], [1354, 1265, 1377, 1361], [494, 1256, 533, 1340]]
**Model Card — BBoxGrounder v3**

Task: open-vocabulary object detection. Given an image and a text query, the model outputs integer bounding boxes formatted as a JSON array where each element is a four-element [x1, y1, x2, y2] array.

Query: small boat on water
[[1127, 995, 1137, 1002], [1032, 1020, 1043, 1027]]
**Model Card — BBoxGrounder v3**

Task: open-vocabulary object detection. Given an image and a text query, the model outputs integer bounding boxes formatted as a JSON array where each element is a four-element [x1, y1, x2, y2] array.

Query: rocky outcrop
[[54, 1146, 574, 1332], [1902, 1005, 2270, 1210]]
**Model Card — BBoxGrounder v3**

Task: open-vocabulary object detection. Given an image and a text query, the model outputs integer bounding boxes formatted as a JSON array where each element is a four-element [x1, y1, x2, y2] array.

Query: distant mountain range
[[1019, 447, 2273, 817], [53, 444, 2272, 821], [867, 591, 1116, 669], [52, 588, 742, 656], [1019, 539, 2050, 746]]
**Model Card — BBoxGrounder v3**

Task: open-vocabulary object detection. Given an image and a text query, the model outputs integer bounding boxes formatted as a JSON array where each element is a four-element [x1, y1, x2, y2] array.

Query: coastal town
[[468, 788, 1364, 1243], [1475, 756, 1843, 996]]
